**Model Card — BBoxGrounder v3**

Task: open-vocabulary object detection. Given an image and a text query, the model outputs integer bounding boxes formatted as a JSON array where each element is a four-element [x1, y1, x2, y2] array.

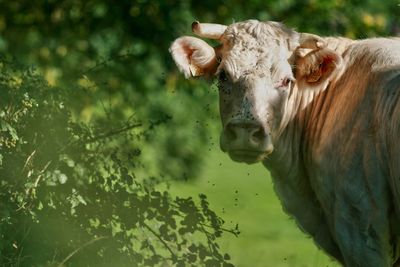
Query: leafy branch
[[57, 236, 109, 267]]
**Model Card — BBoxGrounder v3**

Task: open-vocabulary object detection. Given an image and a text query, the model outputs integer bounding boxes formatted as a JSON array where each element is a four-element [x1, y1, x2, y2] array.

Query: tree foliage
[[0, 60, 238, 266]]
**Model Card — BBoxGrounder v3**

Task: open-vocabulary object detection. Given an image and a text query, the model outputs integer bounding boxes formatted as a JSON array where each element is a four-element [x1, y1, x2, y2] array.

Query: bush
[[0, 60, 237, 267]]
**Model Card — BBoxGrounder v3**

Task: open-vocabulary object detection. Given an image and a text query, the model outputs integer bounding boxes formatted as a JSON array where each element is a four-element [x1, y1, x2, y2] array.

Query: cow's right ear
[[169, 36, 218, 79], [294, 47, 342, 87], [293, 33, 342, 88]]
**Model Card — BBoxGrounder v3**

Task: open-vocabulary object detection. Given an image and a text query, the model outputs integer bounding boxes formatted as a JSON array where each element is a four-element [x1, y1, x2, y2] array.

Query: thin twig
[[57, 236, 108, 267], [59, 122, 143, 154], [142, 222, 176, 258], [199, 222, 240, 237], [35, 161, 52, 186], [21, 150, 36, 174], [81, 53, 132, 75], [86, 122, 142, 144], [200, 224, 215, 256], [169, 202, 240, 236], [24, 160, 52, 197]]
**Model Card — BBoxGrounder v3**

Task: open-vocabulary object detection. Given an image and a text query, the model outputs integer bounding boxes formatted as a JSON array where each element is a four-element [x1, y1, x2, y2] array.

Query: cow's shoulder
[[323, 36, 354, 54], [344, 38, 400, 71]]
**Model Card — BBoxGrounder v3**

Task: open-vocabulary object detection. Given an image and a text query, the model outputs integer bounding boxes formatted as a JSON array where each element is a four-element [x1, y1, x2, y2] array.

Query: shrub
[[0, 60, 237, 267]]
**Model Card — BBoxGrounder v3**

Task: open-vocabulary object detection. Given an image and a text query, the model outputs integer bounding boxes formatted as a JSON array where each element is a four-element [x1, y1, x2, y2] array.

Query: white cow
[[170, 20, 400, 267]]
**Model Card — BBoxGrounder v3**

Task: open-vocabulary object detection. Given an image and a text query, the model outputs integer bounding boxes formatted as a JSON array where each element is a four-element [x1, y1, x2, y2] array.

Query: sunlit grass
[[169, 144, 340, 267]]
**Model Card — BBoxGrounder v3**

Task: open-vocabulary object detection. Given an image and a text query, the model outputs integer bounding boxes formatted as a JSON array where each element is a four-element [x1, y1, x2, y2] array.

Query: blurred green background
[[0, 0, 398, 266]]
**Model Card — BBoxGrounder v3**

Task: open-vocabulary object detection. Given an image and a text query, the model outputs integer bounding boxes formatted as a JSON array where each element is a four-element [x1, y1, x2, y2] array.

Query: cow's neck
[[264, 36, 354, 177], [264, 75, 340, 183], [261, 79, 348, 263], [260, 62, 343, 251]]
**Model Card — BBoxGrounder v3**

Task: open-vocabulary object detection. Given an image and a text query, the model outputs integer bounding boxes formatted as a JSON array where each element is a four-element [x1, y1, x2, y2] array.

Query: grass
[[169, 144, 340, 267]]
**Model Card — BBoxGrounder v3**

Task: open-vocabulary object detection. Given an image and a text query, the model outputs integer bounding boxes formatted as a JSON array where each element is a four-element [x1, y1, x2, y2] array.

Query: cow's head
[[170, 20, 342, 164]]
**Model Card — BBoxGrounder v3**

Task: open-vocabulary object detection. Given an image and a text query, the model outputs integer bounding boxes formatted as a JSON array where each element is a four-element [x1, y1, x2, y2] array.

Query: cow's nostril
[[225, 123, 237, 140], [252, 127, 265, 142]]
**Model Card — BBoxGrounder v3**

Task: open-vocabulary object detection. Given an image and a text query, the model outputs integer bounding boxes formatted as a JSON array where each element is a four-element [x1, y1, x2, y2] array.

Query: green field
[[170, 145, 340, 267]]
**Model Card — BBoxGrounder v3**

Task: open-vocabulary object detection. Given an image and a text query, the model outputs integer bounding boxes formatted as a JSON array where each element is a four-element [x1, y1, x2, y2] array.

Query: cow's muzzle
[[220, 120, 274, 164]]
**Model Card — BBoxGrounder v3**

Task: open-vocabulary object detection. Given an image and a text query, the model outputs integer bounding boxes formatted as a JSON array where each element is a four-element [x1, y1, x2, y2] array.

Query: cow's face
[[170, 20, 341, 164], [216, 22, 296, 163]]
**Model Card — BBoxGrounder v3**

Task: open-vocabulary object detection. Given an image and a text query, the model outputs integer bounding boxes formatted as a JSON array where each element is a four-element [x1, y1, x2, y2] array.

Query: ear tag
[[189, 63, 204, 76]]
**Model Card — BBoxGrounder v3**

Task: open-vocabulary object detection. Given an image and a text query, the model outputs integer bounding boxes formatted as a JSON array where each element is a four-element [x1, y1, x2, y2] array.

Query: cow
[[169, 20, 400, 267]]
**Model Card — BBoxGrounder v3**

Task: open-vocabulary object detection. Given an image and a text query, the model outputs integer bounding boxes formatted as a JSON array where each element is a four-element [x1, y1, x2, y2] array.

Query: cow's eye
[[218, 70, 228, 82], [278, 77, 295, 88]]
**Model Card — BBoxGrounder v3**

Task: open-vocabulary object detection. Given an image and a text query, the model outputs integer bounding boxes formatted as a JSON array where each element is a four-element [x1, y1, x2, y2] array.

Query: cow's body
[[170, 20, 400, 266], [266, 37, 400, 266]]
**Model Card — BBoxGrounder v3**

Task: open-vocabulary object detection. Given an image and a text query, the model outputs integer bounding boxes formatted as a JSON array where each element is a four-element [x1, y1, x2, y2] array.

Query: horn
[[299, 33, 326, 49], [192, 21, 227, 40]]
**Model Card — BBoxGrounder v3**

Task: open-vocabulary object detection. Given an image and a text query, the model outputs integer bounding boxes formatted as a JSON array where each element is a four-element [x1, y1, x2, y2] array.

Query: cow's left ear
[[169, 36, 218, 79], [294, 47, 342, 86]]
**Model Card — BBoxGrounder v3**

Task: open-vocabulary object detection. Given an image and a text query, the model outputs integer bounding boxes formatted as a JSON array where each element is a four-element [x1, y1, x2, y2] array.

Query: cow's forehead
[[220, 20, 296, 81], [222, 20, 294, 45]]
